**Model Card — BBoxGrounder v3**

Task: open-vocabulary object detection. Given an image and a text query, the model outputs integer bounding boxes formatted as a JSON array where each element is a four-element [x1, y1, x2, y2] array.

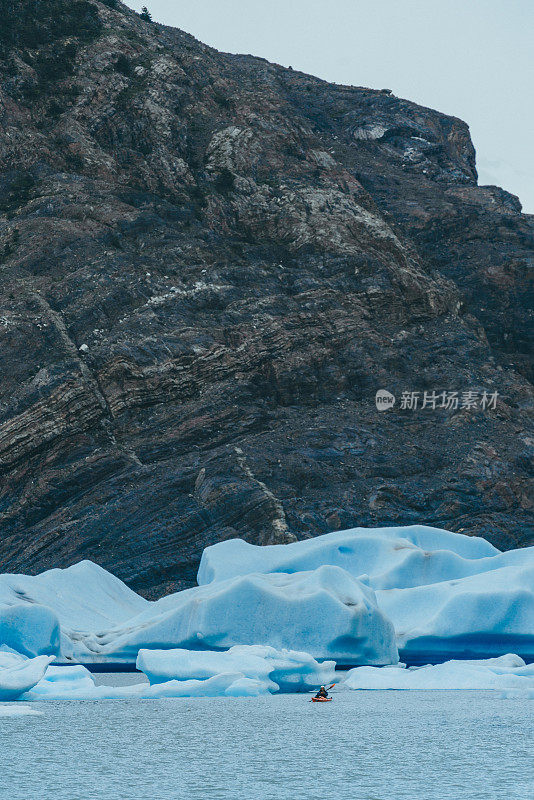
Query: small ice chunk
[[0, 705, 43, 717], [29, 664, 96, 699], [500, 689, 534, 700]]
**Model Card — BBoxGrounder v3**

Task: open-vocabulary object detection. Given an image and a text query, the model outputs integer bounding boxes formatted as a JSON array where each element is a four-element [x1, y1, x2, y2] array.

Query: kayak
[[312, 696, 332, 702]]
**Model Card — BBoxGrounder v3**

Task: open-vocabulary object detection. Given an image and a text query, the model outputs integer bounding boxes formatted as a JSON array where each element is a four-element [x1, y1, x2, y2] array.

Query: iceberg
[[0, 561, 148, 659], [0, 525, 531, 667], [0, 603, 60, 657], [376, 563, 534, 662], [197, 526, 534, 662], [197, 525, 502, 587], [1, 560, 397, 665], [0, 560, 148, 629], [343, 654, 534, 690], [137, 645, 336, 692], [0, 651, 55, 700], [90, 565, 398, 665]]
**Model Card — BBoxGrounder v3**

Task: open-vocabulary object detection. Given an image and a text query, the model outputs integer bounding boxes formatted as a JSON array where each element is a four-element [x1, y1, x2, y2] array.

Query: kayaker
[[315, 685, 329, 699]]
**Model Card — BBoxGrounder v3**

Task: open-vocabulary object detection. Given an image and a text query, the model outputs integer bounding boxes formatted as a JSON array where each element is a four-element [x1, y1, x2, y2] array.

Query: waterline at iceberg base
[[2, 647, 534, 701], [0, 525, 533, 697]]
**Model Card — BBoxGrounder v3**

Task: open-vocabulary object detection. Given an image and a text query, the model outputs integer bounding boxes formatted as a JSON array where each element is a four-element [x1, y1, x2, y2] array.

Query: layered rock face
[[0, 1, 532, 596]]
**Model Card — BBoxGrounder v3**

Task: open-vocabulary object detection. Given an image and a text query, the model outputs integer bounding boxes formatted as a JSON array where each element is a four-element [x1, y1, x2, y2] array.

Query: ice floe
[[0, 704, 43, 716], [141, 674, 270, 698], [343, 654, 534, 690], [137, 645, 335, 693], [26, 665, 271, 700]]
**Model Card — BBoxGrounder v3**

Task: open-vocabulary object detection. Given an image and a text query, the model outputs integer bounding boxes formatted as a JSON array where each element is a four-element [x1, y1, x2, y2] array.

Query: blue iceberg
[[0, 561, 147, 660], [83, 565, 398, 665], [376, 562, 534, 662], [137, 645, 336, 693], [1, 525, 532, 667], [0, 604, 60, 658], [0, 650, 54, 700], [197, 526, 534, 662], [198, 524, 507, 589]]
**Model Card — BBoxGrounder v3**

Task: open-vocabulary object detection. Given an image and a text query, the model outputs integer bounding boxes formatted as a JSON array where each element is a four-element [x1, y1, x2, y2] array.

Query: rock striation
[[0, 1, 532, 595]]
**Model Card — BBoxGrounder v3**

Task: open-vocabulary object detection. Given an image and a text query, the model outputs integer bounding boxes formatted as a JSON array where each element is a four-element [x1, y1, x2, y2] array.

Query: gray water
[[1, 678, 532, 800]]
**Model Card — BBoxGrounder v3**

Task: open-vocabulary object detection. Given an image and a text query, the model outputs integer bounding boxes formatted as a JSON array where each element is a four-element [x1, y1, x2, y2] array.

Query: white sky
[[125, 0, 533, 213]]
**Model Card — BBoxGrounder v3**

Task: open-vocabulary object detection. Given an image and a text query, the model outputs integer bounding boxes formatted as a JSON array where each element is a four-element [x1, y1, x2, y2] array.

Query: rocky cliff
[[0, 0, 532, 596]]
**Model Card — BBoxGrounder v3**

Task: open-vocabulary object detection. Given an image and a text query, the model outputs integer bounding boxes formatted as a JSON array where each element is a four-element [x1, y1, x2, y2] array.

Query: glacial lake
[[1, 675, 532, 800]]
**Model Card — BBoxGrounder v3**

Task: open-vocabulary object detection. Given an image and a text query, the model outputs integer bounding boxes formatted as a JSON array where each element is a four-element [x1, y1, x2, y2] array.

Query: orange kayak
[[312, 696, 332, 702]]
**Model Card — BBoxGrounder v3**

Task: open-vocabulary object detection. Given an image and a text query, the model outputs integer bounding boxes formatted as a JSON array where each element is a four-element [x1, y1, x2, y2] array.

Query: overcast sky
[[125, 0, 533, 213]]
